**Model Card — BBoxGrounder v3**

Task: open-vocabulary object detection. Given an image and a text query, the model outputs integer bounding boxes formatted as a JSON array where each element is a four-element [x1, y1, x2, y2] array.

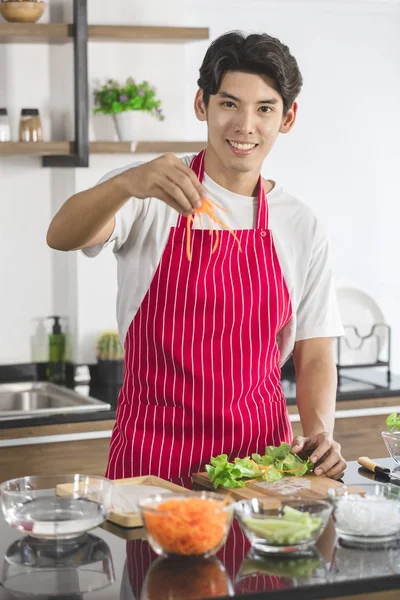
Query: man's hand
[[128, 152, 207, 216], [291, 432, 346, 480]]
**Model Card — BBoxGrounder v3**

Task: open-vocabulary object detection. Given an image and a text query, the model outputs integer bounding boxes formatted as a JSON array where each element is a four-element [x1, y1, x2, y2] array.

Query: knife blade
[[358, 456, 400, 482]]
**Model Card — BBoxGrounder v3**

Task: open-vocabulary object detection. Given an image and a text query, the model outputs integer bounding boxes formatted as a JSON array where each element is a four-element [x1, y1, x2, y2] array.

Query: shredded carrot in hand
[[143, 496, 230, 556], [275, 465, 304, 474], [186, 197, 242, 261]]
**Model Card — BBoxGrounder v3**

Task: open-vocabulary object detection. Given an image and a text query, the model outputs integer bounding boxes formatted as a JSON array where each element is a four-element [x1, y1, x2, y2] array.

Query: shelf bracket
[[43, 0, 88, 167]]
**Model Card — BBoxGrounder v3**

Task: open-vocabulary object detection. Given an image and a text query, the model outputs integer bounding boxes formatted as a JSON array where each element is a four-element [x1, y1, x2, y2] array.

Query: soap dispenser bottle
[[47, 316, 66, 382]]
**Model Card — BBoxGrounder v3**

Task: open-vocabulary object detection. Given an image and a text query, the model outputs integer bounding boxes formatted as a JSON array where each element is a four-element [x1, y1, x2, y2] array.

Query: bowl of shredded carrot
[[138, 491, 234, 557]]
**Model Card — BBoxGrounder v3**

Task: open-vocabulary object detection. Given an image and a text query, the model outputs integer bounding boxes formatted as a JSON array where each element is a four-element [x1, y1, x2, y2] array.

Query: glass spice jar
[[19, 108, 43, 142], [0, 108, 11, 142]]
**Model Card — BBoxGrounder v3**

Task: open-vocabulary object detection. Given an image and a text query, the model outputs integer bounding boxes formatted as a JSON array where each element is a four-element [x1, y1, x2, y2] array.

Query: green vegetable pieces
[[242, 506, 322, 545], [386, 412, 400, 431], [205, 455, 263, 489], [205, 443, 313, 489]]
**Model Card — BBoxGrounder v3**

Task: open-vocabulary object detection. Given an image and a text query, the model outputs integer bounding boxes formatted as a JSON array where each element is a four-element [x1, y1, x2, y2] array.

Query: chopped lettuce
[[205, 443, 313, 489], [386, 412, 400, 431]]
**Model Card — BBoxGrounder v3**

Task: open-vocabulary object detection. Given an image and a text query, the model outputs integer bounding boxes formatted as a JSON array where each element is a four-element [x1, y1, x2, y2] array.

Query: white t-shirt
[[83, 154, 343, 365]]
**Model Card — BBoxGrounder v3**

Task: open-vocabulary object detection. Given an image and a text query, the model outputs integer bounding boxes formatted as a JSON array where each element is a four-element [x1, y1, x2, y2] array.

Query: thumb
[[291, 436, 306, 454]]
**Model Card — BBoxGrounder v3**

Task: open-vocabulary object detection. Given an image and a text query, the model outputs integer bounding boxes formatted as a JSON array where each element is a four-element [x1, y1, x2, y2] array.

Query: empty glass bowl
[[234, 497, 332, 555], [382, 430, 400, 464], [0, 474, 114, 539], [327, 483, 400, 545], [139, 491, 234, 557]]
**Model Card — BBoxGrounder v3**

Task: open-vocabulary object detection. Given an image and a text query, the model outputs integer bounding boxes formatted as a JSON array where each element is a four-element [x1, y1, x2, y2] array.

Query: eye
[[221, 101, 236, 108], [259, 106, 272, 113]]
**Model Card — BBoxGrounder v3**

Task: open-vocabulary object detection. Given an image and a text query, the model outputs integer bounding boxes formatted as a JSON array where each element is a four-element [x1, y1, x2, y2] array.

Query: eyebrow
[[218, 91, 279, 105]]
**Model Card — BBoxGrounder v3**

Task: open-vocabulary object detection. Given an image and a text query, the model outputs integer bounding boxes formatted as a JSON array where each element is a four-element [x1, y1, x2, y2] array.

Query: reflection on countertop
[[0, 460, 400, 600]]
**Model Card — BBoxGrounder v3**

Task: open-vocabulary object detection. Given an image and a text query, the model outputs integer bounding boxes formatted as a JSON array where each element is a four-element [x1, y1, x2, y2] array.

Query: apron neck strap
[[177, 150, 268, 230]]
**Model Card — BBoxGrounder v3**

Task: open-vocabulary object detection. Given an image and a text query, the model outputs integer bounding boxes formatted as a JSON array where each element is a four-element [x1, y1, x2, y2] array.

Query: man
[[47, 31, 346, 482]]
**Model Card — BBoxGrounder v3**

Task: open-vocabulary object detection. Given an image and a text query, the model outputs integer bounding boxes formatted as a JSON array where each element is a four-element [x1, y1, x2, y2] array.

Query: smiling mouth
[[227, 140, 258, 154]]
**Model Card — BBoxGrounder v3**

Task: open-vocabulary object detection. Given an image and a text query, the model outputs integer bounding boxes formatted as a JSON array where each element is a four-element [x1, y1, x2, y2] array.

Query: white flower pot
[[113, 111, 141, 142]]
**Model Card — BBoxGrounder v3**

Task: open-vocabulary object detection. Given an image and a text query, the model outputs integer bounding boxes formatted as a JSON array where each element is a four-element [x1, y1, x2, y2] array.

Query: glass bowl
[[0, 474, 114, 539], [382, 430, 400, 464], [138, 491, 234, 558], [327, 483, 400, 546], [234, 497, 332, 555]]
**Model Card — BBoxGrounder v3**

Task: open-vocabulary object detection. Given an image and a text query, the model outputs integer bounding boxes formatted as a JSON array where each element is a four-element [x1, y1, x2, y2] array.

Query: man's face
[[195, 71, 296, 175]]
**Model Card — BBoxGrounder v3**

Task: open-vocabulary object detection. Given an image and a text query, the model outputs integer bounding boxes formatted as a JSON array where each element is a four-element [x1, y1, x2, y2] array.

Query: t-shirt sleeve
[[82, 162, 144, 258], [295, 222, 344, 341]]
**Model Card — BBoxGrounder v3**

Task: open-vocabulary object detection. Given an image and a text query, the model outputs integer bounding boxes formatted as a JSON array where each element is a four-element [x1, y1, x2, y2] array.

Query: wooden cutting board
[[192, 471, 343, 505], [57, 475, 186, 529]]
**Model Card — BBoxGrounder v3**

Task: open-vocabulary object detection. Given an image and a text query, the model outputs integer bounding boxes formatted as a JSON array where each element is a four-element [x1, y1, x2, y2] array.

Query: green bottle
[[47, 316, 66, 382]]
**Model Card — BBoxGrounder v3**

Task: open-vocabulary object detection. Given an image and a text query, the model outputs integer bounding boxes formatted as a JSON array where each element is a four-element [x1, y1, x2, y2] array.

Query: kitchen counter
[[0, 459, 400, 600], [1, 366, 400, 431]]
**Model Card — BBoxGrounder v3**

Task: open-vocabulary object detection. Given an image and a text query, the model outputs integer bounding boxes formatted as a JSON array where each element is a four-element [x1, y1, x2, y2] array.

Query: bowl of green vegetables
[[234, 497, 332, 555]]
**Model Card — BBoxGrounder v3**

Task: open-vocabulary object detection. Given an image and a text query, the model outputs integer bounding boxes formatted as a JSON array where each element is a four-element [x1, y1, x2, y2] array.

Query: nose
[[232, 108, 256, 136]]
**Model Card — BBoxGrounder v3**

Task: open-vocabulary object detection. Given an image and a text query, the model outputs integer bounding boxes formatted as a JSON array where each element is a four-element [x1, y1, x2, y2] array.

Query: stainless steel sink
[[0, 382, 111, 421]]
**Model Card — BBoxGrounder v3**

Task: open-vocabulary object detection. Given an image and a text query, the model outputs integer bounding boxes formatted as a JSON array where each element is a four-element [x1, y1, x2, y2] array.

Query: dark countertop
[[1, 459, 400, 600], [1, 365, 400, 431]]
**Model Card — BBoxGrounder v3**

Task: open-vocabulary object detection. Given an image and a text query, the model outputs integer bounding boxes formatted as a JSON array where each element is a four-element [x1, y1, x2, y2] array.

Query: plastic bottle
[[47, 316, 66, 383], [30, 318, 49, 362]]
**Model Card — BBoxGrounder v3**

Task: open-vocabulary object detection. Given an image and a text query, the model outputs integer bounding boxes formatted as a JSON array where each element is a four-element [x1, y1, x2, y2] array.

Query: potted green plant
[[95, 331, 124, 387], [93, 78, 165, 141]]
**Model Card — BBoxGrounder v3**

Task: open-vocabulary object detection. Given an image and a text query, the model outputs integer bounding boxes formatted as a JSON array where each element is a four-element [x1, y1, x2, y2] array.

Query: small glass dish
[[382, 430, 400, 464], [327, 483, 400, 546], [234, 497, 332, 555], [0, 474, 114, 539], [138, 491, 234, 558]]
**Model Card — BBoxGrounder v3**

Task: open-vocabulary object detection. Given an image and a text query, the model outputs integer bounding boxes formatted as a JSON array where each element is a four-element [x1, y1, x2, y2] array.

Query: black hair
[[197, 31, 303, 114]]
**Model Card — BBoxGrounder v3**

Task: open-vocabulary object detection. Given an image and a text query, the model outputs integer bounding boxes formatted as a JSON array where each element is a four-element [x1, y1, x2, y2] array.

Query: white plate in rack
[[336, 286, 387, 366]]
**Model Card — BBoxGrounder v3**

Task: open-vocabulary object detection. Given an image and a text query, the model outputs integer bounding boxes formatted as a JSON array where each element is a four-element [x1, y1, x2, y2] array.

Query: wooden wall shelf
[[90, 141, 206, 154], [0, 0, 209, 166], [0, 23, 209, 44], [0, 141, 206, 157], [0, 142, 72, 156], [88, 25, 209, 43], [0, 23, 72, 44]]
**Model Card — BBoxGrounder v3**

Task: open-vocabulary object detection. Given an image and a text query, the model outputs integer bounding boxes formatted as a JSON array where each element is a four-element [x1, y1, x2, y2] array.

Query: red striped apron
[[105, 149, 293, 481]]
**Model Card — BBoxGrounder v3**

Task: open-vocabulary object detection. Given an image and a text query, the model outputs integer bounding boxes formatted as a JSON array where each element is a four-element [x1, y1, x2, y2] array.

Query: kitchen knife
[[358, 456, 400, 481]]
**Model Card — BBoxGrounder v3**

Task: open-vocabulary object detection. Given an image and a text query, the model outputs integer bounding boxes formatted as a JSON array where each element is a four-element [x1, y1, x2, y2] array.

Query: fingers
[[157, 178, 197, 216], [153, 185, 191, 217], [177, 161, 208, 203], [291, 436, 306, 454], [314, 443, 346, 478], [166, 169, 203, 212], [164, 154, 206, 211], [309, 438, 332, 468], [325, 460, 347, 480]]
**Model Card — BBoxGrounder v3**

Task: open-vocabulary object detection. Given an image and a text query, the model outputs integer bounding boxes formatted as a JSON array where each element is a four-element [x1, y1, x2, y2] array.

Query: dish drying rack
[[336, 323, 391, 386]]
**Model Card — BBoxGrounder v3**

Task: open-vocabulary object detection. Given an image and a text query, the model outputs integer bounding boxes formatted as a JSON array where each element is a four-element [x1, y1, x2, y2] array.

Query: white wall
[[1, 0, 400, 369]]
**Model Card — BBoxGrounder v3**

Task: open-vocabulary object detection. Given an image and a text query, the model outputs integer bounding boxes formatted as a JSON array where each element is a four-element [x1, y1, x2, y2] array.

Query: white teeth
[[229, 141, 256, 150]]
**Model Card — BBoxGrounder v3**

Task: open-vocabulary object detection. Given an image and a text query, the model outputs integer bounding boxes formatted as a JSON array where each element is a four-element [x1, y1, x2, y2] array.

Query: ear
[[280, 101, 298, 134], [194, 89, 207, 122]]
